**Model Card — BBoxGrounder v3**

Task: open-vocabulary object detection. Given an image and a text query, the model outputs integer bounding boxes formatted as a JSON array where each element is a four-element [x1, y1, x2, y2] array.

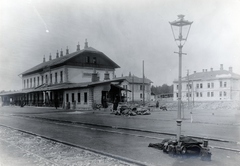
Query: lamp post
[[169, 15, 193, 142]]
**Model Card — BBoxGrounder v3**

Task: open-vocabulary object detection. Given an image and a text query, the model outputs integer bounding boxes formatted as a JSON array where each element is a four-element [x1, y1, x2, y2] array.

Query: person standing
[[113, 96, 119, 111]]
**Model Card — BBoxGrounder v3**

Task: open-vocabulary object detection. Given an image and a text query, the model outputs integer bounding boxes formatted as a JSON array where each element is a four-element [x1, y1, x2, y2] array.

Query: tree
[[151, 84, 173, 95]]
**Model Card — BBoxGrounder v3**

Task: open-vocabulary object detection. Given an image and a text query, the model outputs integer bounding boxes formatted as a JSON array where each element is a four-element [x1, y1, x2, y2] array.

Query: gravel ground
[[0, 126, 135, 166]]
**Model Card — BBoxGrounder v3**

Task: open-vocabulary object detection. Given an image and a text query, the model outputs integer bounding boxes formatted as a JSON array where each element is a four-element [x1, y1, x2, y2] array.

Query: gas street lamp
[[169, 15, 193, 142]]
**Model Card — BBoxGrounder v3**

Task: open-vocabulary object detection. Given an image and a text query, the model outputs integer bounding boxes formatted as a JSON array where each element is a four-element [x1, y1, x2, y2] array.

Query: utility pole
[[132, 74, 134, 103], [142, 60, 145, 106], [192, 80, 194, 106], [187, 70, 190, 112]]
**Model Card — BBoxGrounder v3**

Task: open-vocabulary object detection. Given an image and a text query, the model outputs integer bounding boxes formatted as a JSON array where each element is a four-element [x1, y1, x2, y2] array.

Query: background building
[[120, 74, 152, 102], [173, 64, 240, 101]]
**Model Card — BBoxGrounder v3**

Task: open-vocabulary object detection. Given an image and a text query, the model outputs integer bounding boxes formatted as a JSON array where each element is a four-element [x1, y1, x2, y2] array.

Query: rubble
[[148, 136, 212, 161], [112, 103, 151, 116]]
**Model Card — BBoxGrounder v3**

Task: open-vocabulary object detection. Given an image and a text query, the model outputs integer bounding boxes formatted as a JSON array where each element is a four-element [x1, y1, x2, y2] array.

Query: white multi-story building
[[173, 64, 240, 101]]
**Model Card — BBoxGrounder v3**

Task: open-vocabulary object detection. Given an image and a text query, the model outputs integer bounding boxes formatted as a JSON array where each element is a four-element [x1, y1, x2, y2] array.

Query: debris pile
[[149, 136, 212, 161], [113, 103, 151, 116]]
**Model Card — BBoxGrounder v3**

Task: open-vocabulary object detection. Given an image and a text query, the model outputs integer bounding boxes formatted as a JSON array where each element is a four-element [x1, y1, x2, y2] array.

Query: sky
[[0, 0, 240, 91]]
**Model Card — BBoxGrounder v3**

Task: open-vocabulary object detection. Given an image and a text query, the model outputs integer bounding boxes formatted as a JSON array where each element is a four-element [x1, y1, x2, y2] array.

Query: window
[[207, 92, 210, 97], [189, 93, 192, 97], [30, 78, 32, 88], [78, 93, 81, 103], [196, 92, 199, 97], [140, 85, 143, 90], [72, 93, 75, 102], [211, 82, 214, 88], [176, 93, 178, 98], [45, 75, 48, 84], [50, 74, 52, 84], [208, 83, 210, 88], [220, 81, 222, 87], [60, 71, 63, 83], [224, 91, 227, 96], [176, 85, 178, 90], [196, 84, 199, 89], [55, 72, 57, 83], [219, 91, 222, 97], [93, 57, 97, 64], [66, 93, 69, 102], [187, 84, 192, 89], [200, 92, 202, 97], [33, 77, 36, 87], [37, 77, 39, 86], [84, 92, 88, 103], [140, 93, 143, 98], [224, 82, 227, 87], [211, 92, 214, 97], [86, 56, 90, 63], [200, 83, 203, 88]]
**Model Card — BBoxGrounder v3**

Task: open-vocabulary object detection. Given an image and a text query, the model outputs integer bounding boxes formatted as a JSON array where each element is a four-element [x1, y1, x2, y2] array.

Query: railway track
[[0, 124, 142, 166], [1, 113, 240, 166], [2, 114, 240, 153]]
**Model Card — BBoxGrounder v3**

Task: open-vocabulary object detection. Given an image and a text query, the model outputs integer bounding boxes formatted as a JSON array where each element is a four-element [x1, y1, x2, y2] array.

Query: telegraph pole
[[132, 74, 134, 103], [142, 60, 145, 106], [187, 70, 190, 112]]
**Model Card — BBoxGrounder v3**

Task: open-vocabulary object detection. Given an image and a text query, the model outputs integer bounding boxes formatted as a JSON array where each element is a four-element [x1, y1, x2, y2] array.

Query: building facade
[[0, 40, 153, 109], [120, 74, 152, 102], [173, 64, 240, 101]]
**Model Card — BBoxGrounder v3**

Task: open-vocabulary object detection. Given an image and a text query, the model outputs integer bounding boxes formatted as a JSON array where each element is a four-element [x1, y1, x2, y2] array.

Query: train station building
[[0, 40, 152, 109]]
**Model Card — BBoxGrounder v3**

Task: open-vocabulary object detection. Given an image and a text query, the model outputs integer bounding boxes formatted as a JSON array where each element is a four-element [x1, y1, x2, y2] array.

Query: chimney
[[194, 71, 196, 74], [229, 67, 233, 72], [49, 53, 52, 60], [211, 68, 213, 71], [220, 64, 223, 70], [66, 46, 69, 55], [56, 50, 59, 58], [43, 55, 46, 62], [84, 39, 88, 49], [77, 42, 80, 51], [104, 70, 110, 80], [60, 48, 63, 57], [129, 72, 131, 77]]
